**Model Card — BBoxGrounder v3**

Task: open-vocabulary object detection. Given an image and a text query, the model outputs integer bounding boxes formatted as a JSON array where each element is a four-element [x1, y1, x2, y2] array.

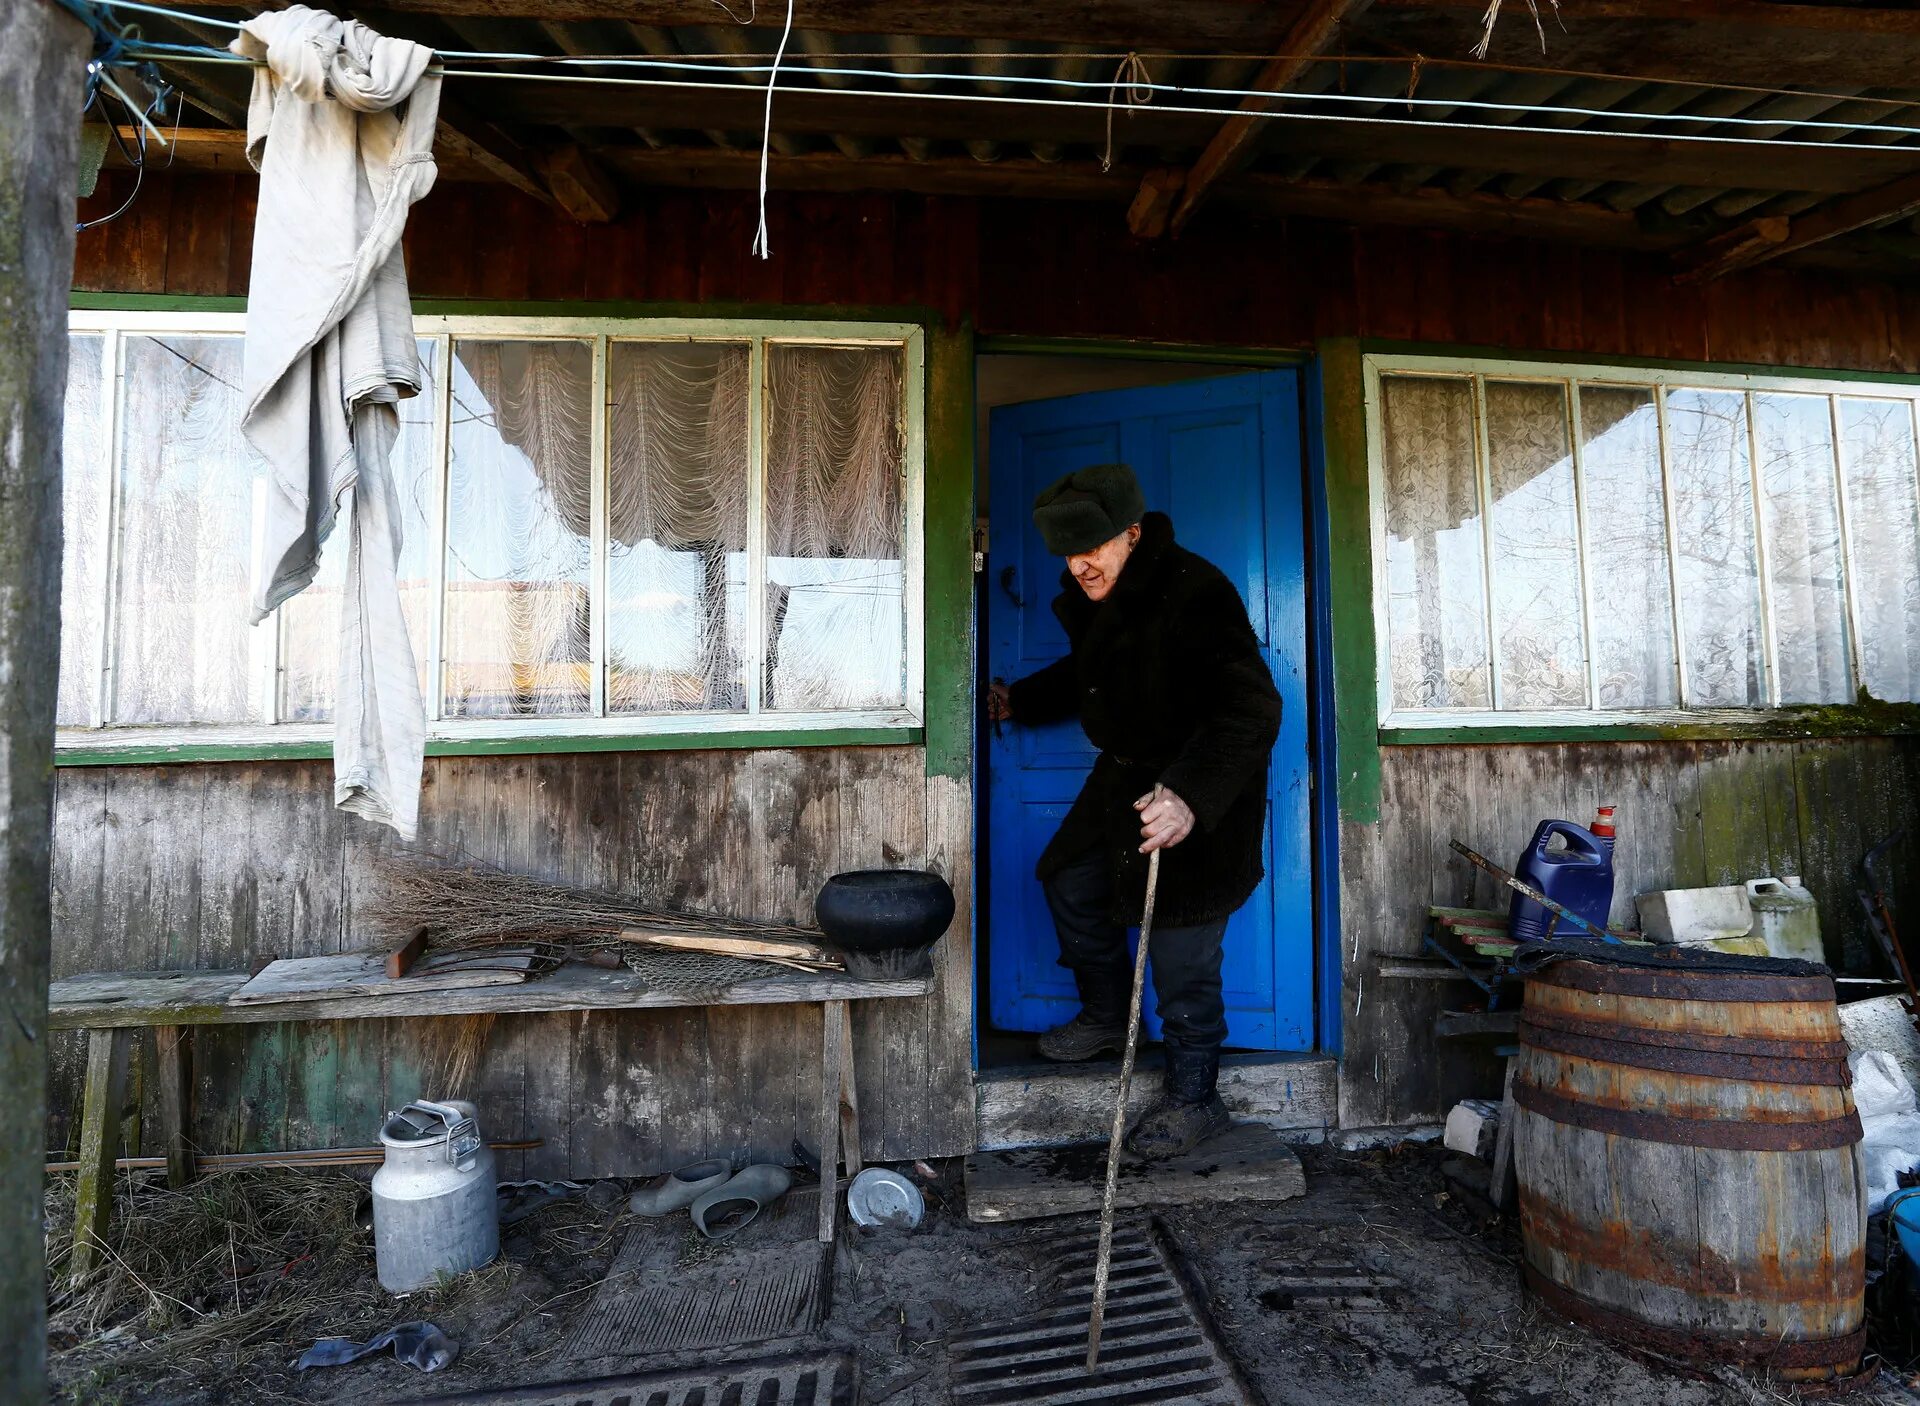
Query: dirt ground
[[44, 1139, 1917, 1406]]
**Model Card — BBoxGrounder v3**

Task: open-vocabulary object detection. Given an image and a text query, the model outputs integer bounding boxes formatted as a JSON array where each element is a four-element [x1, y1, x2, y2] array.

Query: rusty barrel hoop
[[1514, 958, 1867, 1384]]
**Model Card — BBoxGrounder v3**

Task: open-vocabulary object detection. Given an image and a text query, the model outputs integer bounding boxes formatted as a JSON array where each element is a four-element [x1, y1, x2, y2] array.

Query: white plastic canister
[[1745, 876, 1823, 963], [372, 1100, 499, 1293]]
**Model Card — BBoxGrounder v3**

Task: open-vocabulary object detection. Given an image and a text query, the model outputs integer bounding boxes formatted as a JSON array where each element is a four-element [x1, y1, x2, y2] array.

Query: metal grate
[[561, 1226, 831, 1359], [947, 1220, 1248, 1406], [397, 1352, 856, 1406]]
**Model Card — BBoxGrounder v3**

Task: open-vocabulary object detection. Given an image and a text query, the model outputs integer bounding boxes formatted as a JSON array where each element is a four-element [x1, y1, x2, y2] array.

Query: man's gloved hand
[[1135, 783, 1195, 853]]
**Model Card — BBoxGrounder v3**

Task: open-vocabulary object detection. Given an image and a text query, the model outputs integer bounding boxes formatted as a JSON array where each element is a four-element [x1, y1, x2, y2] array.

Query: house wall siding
[[62, 172, 1920, 1150], [48, 749, 976, 1174], [1337, 738, 1920, 1128]]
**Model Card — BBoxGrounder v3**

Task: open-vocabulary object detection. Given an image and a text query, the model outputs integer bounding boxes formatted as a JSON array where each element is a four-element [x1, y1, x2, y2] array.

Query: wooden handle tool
[[1087, 846, 1161, 1372]]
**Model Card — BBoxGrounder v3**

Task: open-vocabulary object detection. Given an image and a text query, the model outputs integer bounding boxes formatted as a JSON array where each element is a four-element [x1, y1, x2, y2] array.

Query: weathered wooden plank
[[976, 1054, 1338, 1151], [70, 1029, 133, 1281], [230, 951, 536, 1005], [49, 963, 932, 1029], [153, 1025, 194, 1188], [817, 998, 844, 1244], [964, 1122, 1306, 1224]]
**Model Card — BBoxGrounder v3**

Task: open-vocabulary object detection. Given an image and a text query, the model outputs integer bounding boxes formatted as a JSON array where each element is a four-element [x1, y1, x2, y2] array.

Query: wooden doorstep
[[975, 1053, 1336, 1152], [964, 1122, 1307, 1224], [49, 962, 931, 1030]]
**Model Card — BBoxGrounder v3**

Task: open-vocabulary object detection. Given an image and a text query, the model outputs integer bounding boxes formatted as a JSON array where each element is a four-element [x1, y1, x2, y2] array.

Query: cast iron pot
[[815, 869, 955, 980]]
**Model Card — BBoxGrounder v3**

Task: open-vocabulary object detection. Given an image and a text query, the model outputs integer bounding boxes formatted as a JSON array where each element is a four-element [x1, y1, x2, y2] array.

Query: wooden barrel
[[1513, 958, 1866, 1383]]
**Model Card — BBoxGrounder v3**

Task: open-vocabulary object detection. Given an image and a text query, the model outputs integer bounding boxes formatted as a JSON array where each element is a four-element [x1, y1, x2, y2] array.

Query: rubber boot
[[1126, 1046, 1231, 1160], [1035, 971, 1130, 1062]]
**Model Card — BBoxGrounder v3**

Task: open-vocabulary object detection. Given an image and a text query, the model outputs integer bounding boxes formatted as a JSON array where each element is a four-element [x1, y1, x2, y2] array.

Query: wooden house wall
[[1338, 739, 1920, 1128], [62, 172, 1920, 1149], [75, 172, 1920, 373], [48, 750, 975, 1175]]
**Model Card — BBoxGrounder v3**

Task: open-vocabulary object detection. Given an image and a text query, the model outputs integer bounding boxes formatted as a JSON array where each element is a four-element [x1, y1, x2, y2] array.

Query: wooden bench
[[48, 961, 930, 1276]]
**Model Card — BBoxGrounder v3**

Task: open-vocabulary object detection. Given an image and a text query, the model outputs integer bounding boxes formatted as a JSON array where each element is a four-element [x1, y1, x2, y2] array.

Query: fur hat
[[1031, 463, 1146, 556]]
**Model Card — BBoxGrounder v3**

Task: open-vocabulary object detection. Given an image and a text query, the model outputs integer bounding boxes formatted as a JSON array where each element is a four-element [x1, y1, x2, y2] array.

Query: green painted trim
[[1382, 704, 1920, 746], [71, 292, 245, 312], [1359, 338, 1920, 388], [412, 297, 944, 325], [1318, 339, 1383, 826], [56, 727, 923, 767], [976, 334, 1311, 367], [70, 291, 948, 327], [922, 321, 977, 780]]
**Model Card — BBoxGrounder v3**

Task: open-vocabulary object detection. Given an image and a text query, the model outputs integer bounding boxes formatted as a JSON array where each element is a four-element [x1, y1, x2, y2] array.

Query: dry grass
[[41, 1167, 608, 1405]]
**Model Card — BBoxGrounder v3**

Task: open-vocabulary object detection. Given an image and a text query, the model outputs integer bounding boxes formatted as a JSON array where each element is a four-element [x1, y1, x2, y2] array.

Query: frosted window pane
[[606, 341, 749, 714], [1485, 381, 1585, 708], [1753, 392, 1851, 704], [764, 344, 906, 712], [1579, 386, 1678, 709], [1838, 398, 1920, 703], [443, 340, 592, 718], [58, 335, 108, 726], [1380, 375, 1489, 709], [280, 339, 440, 722], [111, 335, 256, 725], [1665, 388, 1765, 707]]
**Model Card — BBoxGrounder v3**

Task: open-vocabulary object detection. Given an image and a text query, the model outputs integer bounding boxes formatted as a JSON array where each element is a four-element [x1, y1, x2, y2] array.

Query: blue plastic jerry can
[[1509, 818, 1616, 943]]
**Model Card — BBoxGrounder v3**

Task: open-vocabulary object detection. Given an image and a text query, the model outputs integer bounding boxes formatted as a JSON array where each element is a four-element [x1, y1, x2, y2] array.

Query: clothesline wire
[[127, 46, 1920, 154], [84, 0, 1920, 113]]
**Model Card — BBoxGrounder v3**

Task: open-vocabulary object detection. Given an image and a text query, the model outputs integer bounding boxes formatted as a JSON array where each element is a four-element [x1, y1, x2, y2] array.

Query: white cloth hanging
[[232, 5, 440, 839]]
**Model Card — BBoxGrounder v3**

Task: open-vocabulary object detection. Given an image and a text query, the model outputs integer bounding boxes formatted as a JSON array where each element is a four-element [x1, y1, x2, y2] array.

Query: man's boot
[[1035, 971, 1129, 1062], [1125, 1045, 1231, 1159]]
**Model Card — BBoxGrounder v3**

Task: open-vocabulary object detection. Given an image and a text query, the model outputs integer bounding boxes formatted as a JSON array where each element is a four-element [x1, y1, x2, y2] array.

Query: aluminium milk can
[[372, 1100, 499, 1293]]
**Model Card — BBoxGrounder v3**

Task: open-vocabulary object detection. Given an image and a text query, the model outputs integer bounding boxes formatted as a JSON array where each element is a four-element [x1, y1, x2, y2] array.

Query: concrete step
[[974, 1051, 1337, 1151]]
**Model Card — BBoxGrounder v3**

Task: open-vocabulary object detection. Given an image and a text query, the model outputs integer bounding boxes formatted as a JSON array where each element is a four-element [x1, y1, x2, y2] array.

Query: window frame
[[1364, 350, 1920, 734], [59, 308, 927, 761]]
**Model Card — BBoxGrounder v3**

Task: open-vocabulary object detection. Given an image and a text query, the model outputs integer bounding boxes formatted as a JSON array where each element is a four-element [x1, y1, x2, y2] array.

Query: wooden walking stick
[[1087, 846, 1161, 1372]]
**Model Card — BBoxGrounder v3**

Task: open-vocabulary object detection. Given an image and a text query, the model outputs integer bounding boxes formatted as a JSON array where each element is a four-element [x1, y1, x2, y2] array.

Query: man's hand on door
[[1135, 784, 1195, 853], [986, 681, 1013, 724]]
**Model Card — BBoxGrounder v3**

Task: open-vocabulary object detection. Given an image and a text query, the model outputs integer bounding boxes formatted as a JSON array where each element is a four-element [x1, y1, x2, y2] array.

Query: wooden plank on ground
[[975, 1053, 1336, 1152], [964, 1122, 1305, 1224]]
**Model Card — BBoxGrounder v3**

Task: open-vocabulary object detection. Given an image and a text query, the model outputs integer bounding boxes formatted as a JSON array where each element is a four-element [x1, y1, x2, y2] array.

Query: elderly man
[[988, 463, 1282, 1160]]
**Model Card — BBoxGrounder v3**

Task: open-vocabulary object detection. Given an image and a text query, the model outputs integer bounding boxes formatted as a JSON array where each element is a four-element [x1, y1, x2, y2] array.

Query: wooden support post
[[1488, 1056, 1519, 1211], [119, 1040, 145, 1161], [836, 1002, 862, 1179], [0, 1, 88, 1396], [817, 1000, 845, 1244], [155, 1026, 195, 1189], [71, 1030, 134, 1282]]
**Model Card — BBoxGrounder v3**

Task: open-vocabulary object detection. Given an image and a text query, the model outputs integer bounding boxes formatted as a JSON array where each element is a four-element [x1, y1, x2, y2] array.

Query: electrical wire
[[110, 37, 1920, 151], [75, 0, 1920, 115]]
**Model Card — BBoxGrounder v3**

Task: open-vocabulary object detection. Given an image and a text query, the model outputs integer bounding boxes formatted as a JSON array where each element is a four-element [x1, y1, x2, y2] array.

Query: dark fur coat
[[1006, 512, 1282, 927]]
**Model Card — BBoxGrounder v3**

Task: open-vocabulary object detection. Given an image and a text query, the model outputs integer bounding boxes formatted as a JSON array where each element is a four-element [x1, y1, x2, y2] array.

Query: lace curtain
[[763, 344, 906, 711], [606, 341, 750, 712], [111, 335, 257, 725]]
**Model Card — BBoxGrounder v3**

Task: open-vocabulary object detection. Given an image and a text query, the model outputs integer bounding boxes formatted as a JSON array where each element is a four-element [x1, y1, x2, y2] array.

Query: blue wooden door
[[986, 371, 1312, 1051]]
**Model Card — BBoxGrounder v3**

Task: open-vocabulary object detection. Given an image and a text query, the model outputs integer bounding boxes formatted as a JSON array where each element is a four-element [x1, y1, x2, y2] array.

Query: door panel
[[985, 371, 1311, 1051]]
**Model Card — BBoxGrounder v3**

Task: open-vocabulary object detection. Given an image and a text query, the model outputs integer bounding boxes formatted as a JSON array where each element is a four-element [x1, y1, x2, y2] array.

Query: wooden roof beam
[[1354, 0, 1920, 93], [1677, 172, 1920, 282], [359, 0, 1307, 50], [1133, 0, 1373, 238]]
